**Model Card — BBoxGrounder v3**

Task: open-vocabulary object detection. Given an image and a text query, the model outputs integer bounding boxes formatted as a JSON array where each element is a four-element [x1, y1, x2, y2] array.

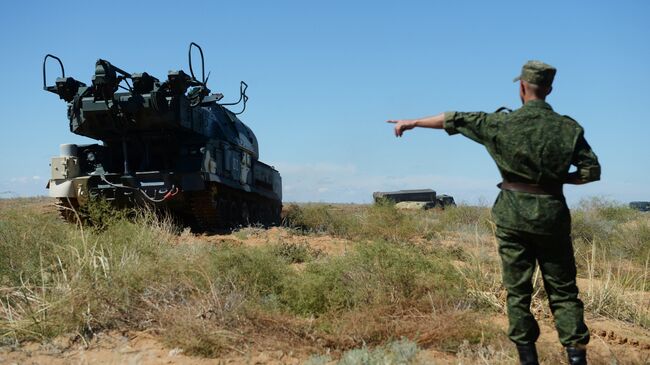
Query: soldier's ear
[[519, 81, 526, 96], [547, 86, 553, 96]]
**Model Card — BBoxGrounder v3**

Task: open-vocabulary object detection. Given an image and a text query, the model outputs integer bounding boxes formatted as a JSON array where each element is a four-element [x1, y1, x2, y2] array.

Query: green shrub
[[572, 197, 639, 242], [280, 241, 464, 315], [358, 201, 428, 242], [204, 244, 290, 302], [0, 203, 68, 285], [271, 241, 323, 263], [337, 338, 421, 365], [284, 203, 357, 236], [307, 338, 422, 365], [434, 205, 493, 234], [614, 219, 650, 266], [283, 202, 440, 242], [577, 197, 638, 223], [81, 197, 131, 231], [572, 197, 649, 264], [0, 202, 181, 342]]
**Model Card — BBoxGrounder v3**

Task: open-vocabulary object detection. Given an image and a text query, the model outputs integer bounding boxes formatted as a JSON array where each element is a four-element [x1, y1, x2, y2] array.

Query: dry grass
[[0, 197, 649, 364]]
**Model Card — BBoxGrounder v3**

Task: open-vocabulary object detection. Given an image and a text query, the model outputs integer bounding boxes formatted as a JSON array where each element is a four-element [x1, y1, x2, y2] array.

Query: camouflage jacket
[[444, 99, 600, 235]]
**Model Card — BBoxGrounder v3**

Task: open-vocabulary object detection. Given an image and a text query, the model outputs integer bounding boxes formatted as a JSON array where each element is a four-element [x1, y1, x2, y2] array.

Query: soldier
[[387, 61, 600, 365]]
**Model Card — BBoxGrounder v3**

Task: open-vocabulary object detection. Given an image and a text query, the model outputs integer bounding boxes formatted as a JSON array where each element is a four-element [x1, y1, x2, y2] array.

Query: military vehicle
[[43, 43, 282, 230], [372, 189, 456, 208], [629, 201, 650, 212]]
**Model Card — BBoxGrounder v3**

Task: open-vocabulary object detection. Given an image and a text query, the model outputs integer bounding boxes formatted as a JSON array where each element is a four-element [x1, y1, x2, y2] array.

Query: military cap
[[513, 60, 557, 87]]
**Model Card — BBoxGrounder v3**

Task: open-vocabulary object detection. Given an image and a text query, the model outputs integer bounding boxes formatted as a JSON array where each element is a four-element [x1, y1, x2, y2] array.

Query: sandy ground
[[2, 318, 648, 365]]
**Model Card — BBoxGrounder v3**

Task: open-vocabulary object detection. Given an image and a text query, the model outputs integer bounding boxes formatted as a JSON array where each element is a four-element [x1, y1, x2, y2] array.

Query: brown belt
[[498, 181, 563, 197]]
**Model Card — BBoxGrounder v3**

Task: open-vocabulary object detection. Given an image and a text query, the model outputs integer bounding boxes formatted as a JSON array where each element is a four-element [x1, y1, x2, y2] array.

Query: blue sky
[[0, 0, 648, 205]]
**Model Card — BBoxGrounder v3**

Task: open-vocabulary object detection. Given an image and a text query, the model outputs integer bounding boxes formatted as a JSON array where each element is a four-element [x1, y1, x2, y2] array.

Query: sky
[[0, 0, 648, 205]]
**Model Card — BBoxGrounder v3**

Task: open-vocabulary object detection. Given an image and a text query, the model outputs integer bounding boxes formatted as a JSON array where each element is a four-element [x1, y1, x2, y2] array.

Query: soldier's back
[[487, 100, 583, 185]]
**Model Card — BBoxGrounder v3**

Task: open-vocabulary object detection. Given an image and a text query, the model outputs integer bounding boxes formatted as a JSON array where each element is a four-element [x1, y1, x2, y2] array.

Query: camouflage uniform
[[442, 72, 600, 347]]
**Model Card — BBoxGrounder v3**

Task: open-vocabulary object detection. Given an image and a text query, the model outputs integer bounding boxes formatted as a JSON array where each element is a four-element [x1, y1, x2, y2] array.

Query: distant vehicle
[[436, 194, 456, 207], [629, 201, 650, 212], [43, 43, 282, 230], [372, 189, 456, 209]]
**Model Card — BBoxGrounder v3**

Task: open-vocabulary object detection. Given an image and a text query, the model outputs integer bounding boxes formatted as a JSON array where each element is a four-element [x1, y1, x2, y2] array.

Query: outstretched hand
[[387, 113, 445, 136], [387, 120, 416, 137]]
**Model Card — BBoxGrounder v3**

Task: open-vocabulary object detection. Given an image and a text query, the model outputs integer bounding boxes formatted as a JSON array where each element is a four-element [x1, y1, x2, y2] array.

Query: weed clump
[[283, 201, 441, 242], [280, 241, 464, 315], [434, 205, 493, 234], [342, 338, 421, 365], [272, 241, 323, 263], [0, 200, 180, 343], [306, 338, 422, 365], [571, 197, 638, 245], [205, 244, 289, 301], [283, 203, 355, 236]]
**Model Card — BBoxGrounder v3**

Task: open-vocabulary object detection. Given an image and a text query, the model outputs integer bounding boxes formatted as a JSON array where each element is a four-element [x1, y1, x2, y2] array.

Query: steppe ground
[[0, 197, 648, 364]]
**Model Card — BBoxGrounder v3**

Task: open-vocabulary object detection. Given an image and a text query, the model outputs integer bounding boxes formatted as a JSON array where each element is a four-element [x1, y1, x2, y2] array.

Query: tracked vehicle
[[44, 43, 282, 230]]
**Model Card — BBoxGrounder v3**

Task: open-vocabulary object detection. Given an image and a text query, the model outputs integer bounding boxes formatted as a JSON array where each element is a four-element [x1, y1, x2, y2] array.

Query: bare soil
[[3, 317, 648, 364]]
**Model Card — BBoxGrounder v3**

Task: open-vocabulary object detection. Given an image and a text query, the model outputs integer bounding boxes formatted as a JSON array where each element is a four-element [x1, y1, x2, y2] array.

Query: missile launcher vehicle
[[43, 43, 282, 230]]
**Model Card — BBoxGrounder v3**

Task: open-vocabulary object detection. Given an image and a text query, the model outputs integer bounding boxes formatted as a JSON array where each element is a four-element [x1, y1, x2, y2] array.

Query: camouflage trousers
[[495, 226, 590, 346]]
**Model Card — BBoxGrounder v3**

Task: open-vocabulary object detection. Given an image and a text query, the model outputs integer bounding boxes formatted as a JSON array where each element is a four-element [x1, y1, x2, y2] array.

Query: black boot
[[516, 344, 539, 365], [566, 346, 587, 365]]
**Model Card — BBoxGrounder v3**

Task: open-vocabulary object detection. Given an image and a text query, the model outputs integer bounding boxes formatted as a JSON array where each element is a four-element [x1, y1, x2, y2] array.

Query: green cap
[[513, 60, 557, 87]]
